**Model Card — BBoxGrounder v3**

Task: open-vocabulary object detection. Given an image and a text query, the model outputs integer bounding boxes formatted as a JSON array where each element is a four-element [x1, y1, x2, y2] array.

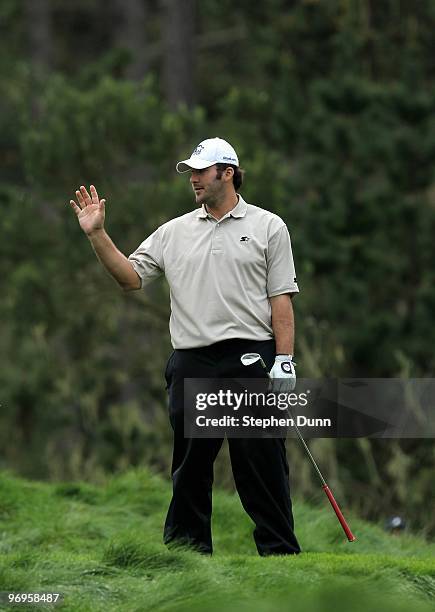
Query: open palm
[[70, 185, 106, 235]]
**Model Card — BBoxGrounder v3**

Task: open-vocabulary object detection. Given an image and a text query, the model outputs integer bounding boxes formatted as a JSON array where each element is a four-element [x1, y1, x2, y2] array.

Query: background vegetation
[[0, 0, 434, 538]]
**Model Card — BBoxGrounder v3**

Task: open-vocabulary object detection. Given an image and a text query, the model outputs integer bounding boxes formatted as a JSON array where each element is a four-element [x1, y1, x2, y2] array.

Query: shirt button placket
[[212, 222, 223, 253]]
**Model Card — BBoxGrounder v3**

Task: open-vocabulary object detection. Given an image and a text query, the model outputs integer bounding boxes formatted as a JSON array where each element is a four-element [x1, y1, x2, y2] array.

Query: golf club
[[240, 352, 356, 542]]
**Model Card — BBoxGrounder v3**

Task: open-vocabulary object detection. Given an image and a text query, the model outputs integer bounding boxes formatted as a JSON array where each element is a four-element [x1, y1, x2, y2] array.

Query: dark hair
[[215, 163, 245, 191]]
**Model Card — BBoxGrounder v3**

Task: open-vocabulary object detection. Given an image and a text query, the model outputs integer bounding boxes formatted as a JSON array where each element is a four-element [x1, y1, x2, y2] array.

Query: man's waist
[[175, 337, 275, 354]]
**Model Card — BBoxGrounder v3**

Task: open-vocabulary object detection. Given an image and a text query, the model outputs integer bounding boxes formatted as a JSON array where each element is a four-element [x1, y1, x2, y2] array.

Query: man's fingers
[[76, 190, 85, 208], [69, 200, 81, 215], [90, 184, 99, 205], [80, 185, 92, 206]]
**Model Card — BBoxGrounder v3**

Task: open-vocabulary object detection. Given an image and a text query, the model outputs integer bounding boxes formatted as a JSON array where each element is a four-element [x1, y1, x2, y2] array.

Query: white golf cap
[[176, 137, 239, 173]]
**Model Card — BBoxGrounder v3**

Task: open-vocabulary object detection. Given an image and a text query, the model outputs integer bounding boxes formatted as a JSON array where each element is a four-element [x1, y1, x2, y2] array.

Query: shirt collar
[[195, 195, 248, 219]]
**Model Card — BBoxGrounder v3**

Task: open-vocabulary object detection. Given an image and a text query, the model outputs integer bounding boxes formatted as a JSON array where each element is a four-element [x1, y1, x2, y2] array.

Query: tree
[[160, 0, 196, 109], [112, 0, 149, 80]]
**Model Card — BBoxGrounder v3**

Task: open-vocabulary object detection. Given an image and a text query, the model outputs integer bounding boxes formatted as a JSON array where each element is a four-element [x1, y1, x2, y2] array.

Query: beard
[[195, 181, 223, 208]]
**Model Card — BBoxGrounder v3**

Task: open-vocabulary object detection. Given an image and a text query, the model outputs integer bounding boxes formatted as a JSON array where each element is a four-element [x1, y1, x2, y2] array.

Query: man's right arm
[[87, 228, 141, 291], [69, 184, 141, 292]]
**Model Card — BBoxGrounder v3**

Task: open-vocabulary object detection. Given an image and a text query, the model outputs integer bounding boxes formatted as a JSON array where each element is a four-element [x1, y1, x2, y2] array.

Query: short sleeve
[[128, 227, 164, 289], [266, 225, 299, 297]]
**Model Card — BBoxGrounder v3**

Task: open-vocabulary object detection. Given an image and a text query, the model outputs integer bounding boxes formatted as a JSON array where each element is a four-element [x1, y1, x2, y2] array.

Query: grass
[[0, 467, 434, 611]]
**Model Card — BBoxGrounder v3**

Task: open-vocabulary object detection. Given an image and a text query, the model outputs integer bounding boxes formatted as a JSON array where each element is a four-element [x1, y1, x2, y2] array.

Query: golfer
[[69, 137, 301, 556]]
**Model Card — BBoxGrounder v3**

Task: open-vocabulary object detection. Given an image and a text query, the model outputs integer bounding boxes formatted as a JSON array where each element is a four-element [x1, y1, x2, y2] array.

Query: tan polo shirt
[[128, 195, 299, 349]]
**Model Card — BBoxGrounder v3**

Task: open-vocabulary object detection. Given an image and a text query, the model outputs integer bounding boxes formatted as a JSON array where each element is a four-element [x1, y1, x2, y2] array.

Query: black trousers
[[163, 338, 301, 556]]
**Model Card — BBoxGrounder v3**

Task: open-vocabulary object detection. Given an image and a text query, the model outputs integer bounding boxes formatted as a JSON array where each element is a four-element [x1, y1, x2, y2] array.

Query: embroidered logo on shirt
[[240, 236, 251, 242]]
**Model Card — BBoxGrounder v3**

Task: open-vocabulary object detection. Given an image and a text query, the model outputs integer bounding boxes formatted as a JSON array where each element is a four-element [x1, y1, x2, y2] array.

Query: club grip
[[322, 484, 356, 542]]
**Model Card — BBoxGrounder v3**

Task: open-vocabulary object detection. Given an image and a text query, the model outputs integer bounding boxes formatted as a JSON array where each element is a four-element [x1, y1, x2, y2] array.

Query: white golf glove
[[269, 355, 296, 392]]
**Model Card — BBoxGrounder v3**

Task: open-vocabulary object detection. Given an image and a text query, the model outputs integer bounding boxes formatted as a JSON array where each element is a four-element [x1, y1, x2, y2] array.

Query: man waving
[[69, 137, 300, 556]]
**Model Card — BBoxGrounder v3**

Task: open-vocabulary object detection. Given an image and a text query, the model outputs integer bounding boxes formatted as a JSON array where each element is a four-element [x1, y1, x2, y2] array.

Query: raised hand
[[69, 185, 106, 236]]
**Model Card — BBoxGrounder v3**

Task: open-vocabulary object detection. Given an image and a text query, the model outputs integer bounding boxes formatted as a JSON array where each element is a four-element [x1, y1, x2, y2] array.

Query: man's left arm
[[270, 293, 295, 356], [266, 223, 299, 389], [269, 293, 297, 390]]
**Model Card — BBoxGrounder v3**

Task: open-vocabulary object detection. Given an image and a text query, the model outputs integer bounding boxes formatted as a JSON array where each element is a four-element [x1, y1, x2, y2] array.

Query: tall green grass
[[0, 468, 434, 611]]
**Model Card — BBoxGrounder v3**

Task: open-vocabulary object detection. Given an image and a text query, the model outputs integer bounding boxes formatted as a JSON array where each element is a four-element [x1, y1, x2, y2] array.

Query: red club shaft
[[322, 484, 356, 542]]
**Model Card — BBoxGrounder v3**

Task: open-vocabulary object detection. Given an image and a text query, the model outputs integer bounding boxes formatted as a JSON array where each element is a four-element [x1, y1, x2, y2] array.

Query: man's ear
[[223, 167, 234, 183]]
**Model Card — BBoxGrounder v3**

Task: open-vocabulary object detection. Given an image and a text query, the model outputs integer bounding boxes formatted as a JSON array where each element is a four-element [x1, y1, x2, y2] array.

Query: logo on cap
[[192, 144, 204, 156]]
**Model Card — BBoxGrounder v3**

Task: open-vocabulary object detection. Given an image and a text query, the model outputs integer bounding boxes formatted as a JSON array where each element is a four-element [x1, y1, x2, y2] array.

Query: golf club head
[[240, 353, 268, 370], [240, 352, 262, 366]]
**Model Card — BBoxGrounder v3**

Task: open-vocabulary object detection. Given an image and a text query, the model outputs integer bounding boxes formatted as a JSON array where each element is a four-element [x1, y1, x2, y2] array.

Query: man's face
[[189, 165, 224, 206]]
